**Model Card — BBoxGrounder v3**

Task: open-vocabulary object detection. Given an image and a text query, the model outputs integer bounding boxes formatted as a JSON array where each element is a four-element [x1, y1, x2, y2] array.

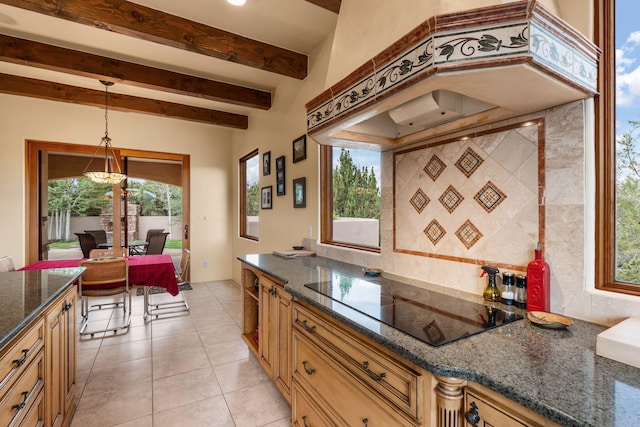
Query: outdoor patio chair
[[89, 247, 127, 258], [145, 229, 165, 241], [78, 257, 130, 337], [84, 229, 108, 245], [0, 256, 15, 272], [75, 233, 97, 258], [144, 232, 169, 255]]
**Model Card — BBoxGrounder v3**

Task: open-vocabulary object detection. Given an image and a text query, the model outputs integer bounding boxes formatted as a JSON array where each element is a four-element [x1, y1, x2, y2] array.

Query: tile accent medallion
[[410, 188, 430, 214], [306, 3, 597, 133], [424, 155, 446, 181], [424, 219, 446, 245], [439, 185, 464, 213], [394, 122, 541, 267], [455, 148, 484, 178], [455, 220, 483, 249], [474, 181, 507, 213]]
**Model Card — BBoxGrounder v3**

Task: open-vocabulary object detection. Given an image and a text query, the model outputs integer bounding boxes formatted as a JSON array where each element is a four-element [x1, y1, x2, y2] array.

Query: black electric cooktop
[[304, 273, 522, 347]]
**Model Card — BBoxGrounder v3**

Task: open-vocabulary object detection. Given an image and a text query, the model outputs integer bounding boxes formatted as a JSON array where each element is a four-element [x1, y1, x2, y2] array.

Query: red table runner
[[20, 254, 179, 296]]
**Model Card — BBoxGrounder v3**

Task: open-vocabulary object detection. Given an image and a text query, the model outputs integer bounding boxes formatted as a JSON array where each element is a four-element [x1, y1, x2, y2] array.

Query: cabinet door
[[62, 289, 77, 416], [46, 298, 64, 427], [45, 287, 77, 427], [258, 278, 275, 376], [273, 286, 292, 401]]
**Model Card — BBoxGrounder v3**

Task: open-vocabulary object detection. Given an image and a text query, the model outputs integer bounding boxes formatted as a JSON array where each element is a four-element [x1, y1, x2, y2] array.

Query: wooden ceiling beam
[[0, 35, 271, 110], [305, 0, 341, 14], [0, 73, 248, 129], [0, 0, 308, 79]]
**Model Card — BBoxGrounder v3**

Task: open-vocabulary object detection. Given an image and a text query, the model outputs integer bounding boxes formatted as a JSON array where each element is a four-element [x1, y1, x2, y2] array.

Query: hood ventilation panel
[[389, 90, 463, 127]]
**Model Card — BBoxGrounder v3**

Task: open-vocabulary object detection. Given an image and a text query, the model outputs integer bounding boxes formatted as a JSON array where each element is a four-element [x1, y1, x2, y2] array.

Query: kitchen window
[[320, 146, 381, 252], [240, 149, 259, 240], [596, 0, 640, 295]]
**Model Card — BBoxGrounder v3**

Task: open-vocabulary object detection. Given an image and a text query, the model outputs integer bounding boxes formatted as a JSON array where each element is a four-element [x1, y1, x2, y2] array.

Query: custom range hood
[[306, 1, 599, 150]]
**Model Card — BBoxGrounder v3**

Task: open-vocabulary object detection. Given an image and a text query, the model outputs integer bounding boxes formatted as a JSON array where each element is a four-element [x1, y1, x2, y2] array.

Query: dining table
[[20, 254, 179, 296]]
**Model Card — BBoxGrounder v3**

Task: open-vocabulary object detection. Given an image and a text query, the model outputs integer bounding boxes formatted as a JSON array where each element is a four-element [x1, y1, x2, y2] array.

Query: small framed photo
[[261, 186, 272, 209], [292, 134, 307, 163], [276, 156, 286, 196], [262, 151, 271, 176], [293, 177, 306, 208]]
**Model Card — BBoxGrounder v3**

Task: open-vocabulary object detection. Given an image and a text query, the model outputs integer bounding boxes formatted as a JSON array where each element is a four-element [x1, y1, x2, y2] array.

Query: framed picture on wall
[[262, 151, 271, 176], [293, 177, 306, 208], [292, 135, 307, 163], [261, 186, 272, 209], [276, 155, 286, 196]]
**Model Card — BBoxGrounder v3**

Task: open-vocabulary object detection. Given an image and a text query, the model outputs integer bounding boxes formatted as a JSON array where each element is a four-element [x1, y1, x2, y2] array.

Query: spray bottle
[[480, 265, 501, 302]]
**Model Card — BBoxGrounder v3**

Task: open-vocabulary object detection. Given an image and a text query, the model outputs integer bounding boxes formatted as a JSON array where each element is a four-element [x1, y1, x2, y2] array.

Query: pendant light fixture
[[82, 80, 127, 184]]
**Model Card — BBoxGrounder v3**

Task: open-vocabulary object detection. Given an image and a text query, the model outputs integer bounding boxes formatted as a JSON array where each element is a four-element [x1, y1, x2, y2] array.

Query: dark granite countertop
[[238, 254, 640, 427], [0, 268, 85, 349]]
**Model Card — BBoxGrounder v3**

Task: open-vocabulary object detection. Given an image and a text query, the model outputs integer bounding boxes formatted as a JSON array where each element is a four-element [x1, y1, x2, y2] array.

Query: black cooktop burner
[[304, 273, 522, 347]]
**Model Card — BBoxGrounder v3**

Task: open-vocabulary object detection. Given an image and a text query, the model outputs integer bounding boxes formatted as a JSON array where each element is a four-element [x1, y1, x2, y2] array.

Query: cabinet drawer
[[464, 385, 560, 427], [0, 320, 44, 397], [18, 388, 44, 427], [293, 331, 413, 427], [293, 303, 422, 420], [0, 350, 44, 427], [291, 381, 334, 427]]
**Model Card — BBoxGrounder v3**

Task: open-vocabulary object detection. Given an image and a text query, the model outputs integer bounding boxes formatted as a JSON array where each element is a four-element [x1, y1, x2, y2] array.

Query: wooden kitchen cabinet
[[464, 383, 561, 427], [259, 276, 293, 402], [45, 286, 77, 427], [240, 264, 292, 402], [292, 301, 432, 427]]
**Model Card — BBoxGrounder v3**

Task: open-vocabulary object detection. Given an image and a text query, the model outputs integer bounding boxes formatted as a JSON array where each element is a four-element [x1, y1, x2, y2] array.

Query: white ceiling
[[0, 0, 338, 118]]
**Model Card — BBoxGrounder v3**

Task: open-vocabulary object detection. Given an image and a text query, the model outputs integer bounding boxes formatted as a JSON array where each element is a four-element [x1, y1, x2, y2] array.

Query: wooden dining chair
[[89, 247, 128, 258], [78, 257, 131, 337], [0, 256, 15, 272]]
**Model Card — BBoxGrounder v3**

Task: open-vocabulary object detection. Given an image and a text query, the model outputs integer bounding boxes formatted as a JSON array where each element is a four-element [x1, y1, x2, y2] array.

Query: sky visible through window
[[615, 0, 640, 136]]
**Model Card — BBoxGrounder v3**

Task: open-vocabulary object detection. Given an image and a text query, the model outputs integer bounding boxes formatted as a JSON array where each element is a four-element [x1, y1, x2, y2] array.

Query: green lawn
[[49, 239, 182, 249]]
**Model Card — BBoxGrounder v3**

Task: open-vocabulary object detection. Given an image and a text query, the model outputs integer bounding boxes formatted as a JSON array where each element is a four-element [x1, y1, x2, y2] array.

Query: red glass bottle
[[526, 242, 550, 312]]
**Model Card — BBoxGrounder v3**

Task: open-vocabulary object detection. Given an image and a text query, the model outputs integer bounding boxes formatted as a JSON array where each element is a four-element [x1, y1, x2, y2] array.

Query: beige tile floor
[[71, 281, 291, 427]]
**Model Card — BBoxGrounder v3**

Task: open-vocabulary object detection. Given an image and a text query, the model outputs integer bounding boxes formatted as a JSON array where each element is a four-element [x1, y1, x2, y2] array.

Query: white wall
[[230, 33, 335, 283], [0, 94, 233, 283]]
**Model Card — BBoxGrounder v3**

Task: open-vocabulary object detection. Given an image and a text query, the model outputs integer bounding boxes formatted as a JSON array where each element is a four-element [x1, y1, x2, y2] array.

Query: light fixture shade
[[84, 171, 127, 184]]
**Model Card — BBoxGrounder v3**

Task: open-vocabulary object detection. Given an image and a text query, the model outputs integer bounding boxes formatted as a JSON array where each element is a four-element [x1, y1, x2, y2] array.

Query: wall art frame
[[262, 151, 271, 176], [293, 177, 306, 208], [276, 155, 286, 196], [292, 134, 307, 163], [261, 185, 272, 209]]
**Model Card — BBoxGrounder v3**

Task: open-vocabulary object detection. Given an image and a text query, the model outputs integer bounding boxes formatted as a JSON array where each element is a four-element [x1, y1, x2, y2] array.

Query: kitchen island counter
[[239, 253, 640, 427], [0, 267, 84, 349]]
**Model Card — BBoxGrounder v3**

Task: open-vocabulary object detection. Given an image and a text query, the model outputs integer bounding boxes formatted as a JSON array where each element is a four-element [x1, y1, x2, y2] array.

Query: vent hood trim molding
[[306, 0, 598, 139]]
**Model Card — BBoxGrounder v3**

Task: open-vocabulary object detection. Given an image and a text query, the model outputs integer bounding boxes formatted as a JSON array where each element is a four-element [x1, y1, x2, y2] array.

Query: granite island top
[[0, 267, 85, 349], [238, 253, 640, 427]]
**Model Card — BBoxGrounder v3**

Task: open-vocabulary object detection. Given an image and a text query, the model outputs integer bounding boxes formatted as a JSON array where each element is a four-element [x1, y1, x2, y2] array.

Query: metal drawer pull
[[302, 360, 316, 375], [362, 418, 369, 426], [12, 391, 29, 411], [12, 349, 29, 367], [302, 415, 310, 427], [363, 361, 386, 381], [299, 319, 316, 333]]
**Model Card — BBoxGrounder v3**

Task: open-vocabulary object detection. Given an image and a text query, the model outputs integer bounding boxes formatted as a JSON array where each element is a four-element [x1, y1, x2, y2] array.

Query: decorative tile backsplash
[[394, 122, 541, 268]]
